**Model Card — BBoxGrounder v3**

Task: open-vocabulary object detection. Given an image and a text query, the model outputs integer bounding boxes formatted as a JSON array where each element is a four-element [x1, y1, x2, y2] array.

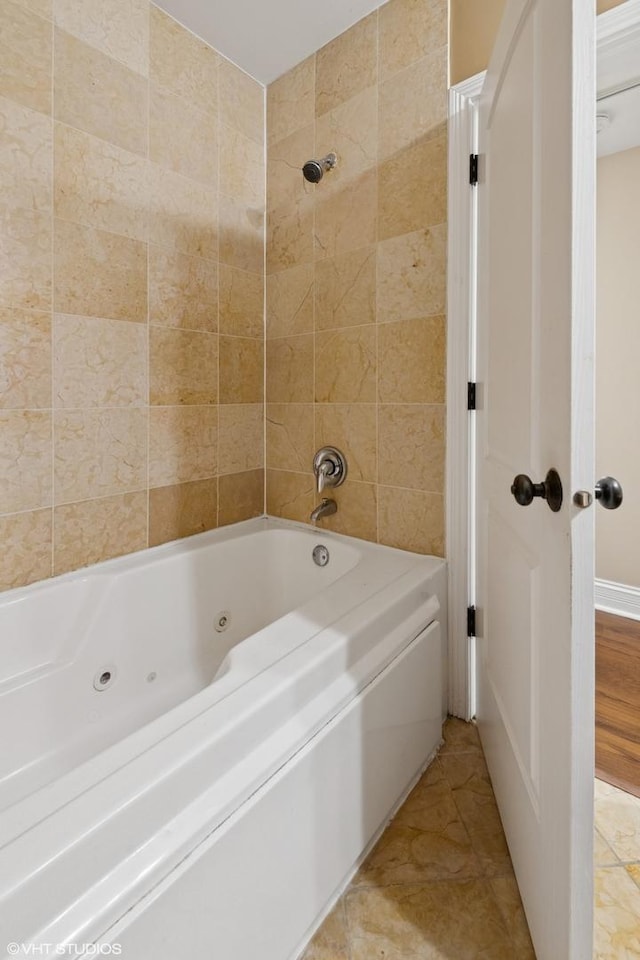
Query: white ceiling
[[597, 84, 640, 158], [596, 6, 640, 157], [155, 0, 388, 85]]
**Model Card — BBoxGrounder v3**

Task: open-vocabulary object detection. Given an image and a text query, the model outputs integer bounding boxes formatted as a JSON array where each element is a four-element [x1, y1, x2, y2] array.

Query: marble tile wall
[[265, 0, 448, 554], [0, 0, 265, 590]]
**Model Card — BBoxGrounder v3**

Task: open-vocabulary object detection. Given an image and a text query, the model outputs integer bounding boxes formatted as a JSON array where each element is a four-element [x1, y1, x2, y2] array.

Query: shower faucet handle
[[313, 447, 347, 495], [316, 460, 333, 494]]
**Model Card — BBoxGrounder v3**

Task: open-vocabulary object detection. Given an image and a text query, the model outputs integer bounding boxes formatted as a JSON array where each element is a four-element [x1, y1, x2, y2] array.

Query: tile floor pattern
[[301, 718, 536, 959], [594, 779, 640, 958], [301, 719, 640, 959]]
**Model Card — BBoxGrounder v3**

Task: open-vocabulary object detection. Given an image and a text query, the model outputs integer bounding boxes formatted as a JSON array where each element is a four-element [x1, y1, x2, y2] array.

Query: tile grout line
[[49, 10, 55, 578], [374, 8, 380, 550], [342, 24, 384, 938], [248, 471, 445, 501], [594, 826, 621, 867], [145, 16, 151, 550], [41, 471, 226, 511], [263, 77, 268, 516], [311, 53, 317, 524], [346, 870, 520, 892], [216, 55, 221, 528], [439, 731, 530, 954]]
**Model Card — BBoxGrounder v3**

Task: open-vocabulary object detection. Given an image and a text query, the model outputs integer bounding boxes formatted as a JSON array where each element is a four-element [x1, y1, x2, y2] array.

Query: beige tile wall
[[266, 0, 447, 555], [1, 0, 448, 591], [0, 0, 265, 591]]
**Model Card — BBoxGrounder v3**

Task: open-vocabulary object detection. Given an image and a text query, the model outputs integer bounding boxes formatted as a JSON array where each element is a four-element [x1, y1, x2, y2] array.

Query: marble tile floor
[[301, 719, 640, 959], [594, 779, 640, 958], [300, 718, 535, 959]]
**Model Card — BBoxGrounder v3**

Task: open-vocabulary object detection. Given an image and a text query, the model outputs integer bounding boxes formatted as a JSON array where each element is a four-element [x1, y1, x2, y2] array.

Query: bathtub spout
[[310, 498, 337, 522]]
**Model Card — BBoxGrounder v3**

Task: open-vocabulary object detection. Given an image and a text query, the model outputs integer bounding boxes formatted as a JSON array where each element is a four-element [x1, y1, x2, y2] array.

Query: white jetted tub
[[0, 517, 446, 960]]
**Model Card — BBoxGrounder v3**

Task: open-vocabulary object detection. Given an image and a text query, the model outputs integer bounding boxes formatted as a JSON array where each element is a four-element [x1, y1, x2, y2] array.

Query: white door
[[475, 1, 595, 959]]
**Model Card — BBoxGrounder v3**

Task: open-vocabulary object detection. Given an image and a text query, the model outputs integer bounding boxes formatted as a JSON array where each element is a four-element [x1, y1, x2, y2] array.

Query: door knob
[[595, 476, 623, 510], [511, 469, 563, 512]]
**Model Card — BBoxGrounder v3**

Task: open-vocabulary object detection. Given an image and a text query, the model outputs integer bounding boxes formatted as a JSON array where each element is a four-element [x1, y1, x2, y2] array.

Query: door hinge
[[469, 153, 479, 186], [467, 605, 477, 638], [467, 381, 477, 411]]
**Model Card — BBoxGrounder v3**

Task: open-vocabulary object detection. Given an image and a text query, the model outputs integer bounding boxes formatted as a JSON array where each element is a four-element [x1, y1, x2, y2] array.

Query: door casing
[[445, 0, 640, 717]]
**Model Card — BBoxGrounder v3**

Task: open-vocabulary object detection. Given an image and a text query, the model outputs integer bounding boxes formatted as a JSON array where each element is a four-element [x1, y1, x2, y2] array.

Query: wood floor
[[596, 610, 640, 798]]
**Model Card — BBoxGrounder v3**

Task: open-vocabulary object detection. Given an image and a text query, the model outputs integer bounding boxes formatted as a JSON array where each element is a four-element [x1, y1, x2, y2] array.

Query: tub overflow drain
[[215, 611, 231, 632], [93, 666, 116, 691], [313, 544, 330, 567]]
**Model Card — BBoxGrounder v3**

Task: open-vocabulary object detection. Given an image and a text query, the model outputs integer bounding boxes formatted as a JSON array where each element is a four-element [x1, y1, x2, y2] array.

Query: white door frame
[[445, 0, 640, 717], [446, 71, 484, 720], [597, 0, 640, 97]]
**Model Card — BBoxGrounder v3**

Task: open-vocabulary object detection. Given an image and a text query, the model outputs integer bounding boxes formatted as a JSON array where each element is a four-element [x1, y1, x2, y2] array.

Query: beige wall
[[596, 146, 640, 588], [265, 0, 447, 555], [450, 0, 506, 85], [598, 0, 629, 11], [450, 0, 628, 84], [0, 0, 265, 591]]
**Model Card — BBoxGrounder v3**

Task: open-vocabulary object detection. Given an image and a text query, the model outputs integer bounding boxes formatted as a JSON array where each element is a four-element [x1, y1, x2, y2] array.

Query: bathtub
[[0, 517, 446, 960]]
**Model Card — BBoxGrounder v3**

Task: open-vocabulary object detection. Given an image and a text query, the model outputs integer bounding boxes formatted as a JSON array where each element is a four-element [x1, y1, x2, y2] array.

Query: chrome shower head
[[302, 152, 337, 183]]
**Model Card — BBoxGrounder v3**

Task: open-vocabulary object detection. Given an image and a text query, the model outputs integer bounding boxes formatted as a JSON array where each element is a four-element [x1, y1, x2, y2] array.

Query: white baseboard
[[595, 578, 640, 621]]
